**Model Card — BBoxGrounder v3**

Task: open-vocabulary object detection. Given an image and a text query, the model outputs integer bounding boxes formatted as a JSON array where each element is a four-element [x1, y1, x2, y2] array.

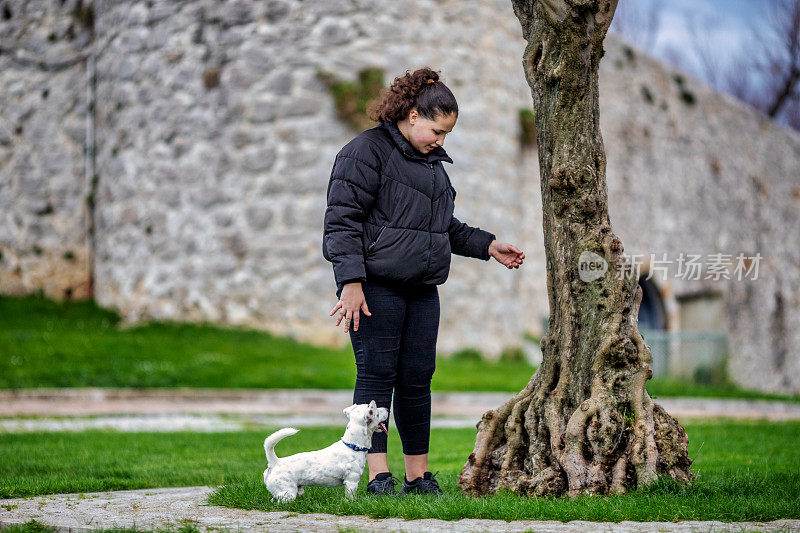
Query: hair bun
[[367, 67, 456, 123]]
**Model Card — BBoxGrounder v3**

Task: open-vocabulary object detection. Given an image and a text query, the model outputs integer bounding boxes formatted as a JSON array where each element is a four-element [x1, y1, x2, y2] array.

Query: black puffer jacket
[[322, 121, 496, 287]]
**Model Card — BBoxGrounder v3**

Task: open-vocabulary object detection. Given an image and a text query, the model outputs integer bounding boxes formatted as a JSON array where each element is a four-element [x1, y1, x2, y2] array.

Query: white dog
[[263, 400, 389, 502]]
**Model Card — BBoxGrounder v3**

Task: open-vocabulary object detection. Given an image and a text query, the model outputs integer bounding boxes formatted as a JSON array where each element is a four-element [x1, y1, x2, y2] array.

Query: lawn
[[1, 422, 798, 521], [2, 294, 799, 401], [0, 295, 534, 392]]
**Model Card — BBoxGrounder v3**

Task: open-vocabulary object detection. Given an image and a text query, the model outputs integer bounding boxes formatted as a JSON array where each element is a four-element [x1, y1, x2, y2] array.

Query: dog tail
[[264, 427, 299, 467]]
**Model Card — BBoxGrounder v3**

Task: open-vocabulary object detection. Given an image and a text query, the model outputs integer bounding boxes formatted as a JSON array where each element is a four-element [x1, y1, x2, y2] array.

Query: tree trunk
[[458, 0, 694, 498]]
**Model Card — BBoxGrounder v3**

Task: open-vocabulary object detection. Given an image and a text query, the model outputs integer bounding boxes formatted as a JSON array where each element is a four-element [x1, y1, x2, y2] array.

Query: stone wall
[[89, 0, 533, 356], [596, 40, 800, 393], [0, 0, 93, 299], [2, 0, 799, 394]]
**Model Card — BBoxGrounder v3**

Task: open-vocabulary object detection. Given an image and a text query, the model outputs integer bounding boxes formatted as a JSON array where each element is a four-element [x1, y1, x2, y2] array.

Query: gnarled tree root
[[459, 381, 693, 497], [459, 285, 694, 498]]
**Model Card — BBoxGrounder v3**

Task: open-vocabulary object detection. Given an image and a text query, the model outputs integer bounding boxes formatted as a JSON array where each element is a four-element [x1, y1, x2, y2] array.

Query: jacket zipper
[[425, 162, 436, 275], [368, 225, 386, 252]]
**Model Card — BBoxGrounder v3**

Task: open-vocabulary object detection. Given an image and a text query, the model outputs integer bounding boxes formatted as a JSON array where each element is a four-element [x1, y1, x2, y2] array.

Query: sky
[[613, 0, 780, 83]]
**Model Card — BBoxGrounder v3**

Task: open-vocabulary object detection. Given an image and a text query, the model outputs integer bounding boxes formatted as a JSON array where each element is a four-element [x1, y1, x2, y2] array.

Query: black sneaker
[[366, 472, 399, 496], [400, 470, 443, 495]]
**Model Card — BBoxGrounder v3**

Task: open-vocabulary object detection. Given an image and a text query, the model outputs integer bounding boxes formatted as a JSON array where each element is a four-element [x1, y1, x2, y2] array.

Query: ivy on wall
[[519, 108, 537, 148], [318, 67, 385, 132]]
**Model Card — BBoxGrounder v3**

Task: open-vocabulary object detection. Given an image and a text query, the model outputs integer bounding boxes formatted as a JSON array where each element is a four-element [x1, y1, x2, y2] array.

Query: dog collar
[[341, 439, 370, 452]]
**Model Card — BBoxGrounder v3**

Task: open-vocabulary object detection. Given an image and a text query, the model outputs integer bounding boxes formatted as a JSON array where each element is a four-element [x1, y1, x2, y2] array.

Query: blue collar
[[341, 439, 370, 452]]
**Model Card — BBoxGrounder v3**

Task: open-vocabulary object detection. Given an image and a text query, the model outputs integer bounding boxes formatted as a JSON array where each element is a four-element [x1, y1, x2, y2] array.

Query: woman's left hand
[[489, 240, 525, 269]]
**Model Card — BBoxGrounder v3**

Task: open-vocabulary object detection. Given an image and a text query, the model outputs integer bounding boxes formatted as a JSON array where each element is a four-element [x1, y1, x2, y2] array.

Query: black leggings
[[337, 277, 440, 455]]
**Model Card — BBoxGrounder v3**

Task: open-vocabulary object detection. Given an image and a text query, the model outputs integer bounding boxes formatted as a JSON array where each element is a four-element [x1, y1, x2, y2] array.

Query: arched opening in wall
[[638, 275, 668, 377], [637, 275, 666, 331]]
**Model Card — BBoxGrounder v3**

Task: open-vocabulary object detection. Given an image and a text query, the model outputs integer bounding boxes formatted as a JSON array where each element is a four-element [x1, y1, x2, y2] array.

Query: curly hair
[[368, 67, 458, 123]]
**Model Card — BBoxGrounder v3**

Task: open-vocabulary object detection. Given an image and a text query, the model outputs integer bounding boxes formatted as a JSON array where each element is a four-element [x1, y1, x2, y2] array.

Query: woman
[[322, 67, 525, 496]]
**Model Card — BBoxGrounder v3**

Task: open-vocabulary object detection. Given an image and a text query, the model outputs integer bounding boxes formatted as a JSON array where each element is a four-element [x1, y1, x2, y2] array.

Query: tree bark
[[458, 0, 694, 498]]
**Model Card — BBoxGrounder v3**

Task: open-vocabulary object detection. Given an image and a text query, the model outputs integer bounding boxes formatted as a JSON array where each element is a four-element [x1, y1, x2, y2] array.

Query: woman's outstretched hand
[[489, 240, 525, 269], [330, 282, 371, 333]]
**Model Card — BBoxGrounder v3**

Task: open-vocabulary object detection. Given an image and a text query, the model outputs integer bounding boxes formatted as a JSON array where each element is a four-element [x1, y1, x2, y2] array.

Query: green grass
[[0, 294, 354, 389], [645, 378, 800, 402], [0, 294, 533, 392], [211, 421, 800, 521], [1, 422, 799, 521], [2, 294, 799, 402], [0, 430, 247, 499]]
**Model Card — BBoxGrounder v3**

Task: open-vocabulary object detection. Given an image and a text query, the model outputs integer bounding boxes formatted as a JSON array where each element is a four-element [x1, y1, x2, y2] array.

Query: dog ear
[[343, 404, 356, 417], [365, 400, 378, 420]]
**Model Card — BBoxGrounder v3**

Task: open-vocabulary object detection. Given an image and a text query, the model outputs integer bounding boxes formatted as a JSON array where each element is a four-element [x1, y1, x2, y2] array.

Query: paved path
[[1, 388, 799, 433], [1, 486, 798, 532]]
